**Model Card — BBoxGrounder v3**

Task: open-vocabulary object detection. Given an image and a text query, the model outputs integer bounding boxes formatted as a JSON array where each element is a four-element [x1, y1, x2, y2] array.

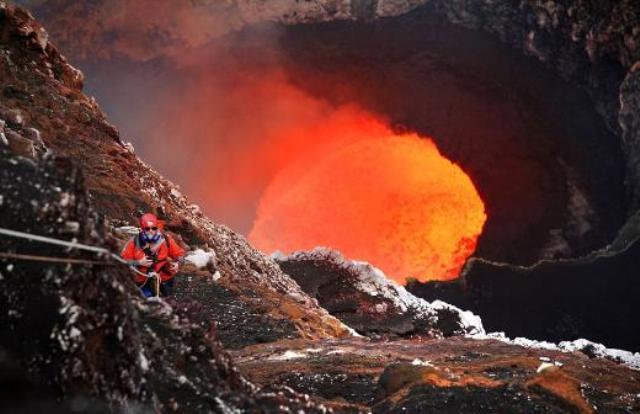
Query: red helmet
[[139, 213, 158, 229]]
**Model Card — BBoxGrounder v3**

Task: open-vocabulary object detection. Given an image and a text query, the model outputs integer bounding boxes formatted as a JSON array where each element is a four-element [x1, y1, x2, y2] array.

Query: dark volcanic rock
[[373, 383, 568, 414], [172, 274, 299, 349], [408, 236, 640, 351], [0, 144, 330, 413], [233, 337, 640, 414], [276, 248, 484, 339], [0, 149, 143, 404], [0, 347, 112, 414]]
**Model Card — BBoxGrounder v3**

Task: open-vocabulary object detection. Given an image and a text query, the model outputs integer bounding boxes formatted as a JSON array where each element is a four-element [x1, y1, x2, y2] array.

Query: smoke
[[15, 0, 354, 61], [71, 21, 384, 234]]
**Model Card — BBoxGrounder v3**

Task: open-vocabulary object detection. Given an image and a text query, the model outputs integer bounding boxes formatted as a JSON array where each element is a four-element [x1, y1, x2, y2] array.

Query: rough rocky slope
[[0, 148, 330, 412]]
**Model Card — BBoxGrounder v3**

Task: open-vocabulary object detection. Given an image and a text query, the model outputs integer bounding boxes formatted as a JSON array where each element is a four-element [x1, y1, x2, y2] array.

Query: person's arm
[[121, 239, 136, 260]]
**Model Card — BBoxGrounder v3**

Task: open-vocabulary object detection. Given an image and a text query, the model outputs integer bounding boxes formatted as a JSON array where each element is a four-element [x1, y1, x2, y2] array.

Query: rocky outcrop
[[276, 248, 484, 338]]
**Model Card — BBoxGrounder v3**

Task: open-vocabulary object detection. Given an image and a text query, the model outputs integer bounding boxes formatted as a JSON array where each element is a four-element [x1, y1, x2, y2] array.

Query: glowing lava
[[249, 125, 487, 284]]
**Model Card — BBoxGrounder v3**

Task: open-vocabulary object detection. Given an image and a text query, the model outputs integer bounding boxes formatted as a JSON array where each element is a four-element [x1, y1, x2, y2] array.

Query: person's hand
[[169, 262, 179, 273], [137, 257, 153, 267]]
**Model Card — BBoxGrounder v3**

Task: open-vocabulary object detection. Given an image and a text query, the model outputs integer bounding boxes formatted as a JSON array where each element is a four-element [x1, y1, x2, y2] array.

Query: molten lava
[[249, 121, 487, 284]]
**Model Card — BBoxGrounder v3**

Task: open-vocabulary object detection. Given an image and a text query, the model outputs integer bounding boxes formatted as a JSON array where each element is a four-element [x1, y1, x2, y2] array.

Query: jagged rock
[[0, 149, 144, 404], [276, 248, 483, 338], [22, 126, 44, 147], [0, 106, 24, 127], [172, 277, 301, 349], [376, 363, 439, 399], [4, 129, 35, 158]]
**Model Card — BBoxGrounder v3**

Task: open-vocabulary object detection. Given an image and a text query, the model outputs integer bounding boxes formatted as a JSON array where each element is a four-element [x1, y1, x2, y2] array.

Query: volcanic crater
[[49, 1, 640, 349], [3, 1, 640, 412], [7, 1, 640, 382]]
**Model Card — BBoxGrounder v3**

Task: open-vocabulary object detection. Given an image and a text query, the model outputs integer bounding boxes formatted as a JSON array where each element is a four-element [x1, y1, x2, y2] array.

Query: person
[[121, 213, 185, 298]]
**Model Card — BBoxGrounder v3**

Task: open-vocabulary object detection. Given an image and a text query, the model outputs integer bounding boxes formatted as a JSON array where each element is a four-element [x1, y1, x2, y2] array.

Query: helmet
[[139, 213, 159, 229]]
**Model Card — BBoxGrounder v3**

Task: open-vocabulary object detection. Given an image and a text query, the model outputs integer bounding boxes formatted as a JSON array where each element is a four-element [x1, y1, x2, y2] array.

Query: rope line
[[0, 226, 152, 278], [0, 227, 122, 259], [0, 251, 113, 265]]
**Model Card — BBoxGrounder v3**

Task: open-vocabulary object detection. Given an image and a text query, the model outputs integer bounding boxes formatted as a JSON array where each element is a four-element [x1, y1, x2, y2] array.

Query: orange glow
[[249, 119, 487, 284], [141, 65, 485, 282]]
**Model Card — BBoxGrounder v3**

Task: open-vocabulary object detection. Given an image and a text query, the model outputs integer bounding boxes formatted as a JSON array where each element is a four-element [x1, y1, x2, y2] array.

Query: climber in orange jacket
[[121, 213, 185, 298]]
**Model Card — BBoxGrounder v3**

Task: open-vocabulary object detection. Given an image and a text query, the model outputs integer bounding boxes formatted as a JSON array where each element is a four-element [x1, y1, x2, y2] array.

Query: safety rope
[[0, 226, 151, 278], [0, 227, 125, 261], [0, 251, 113, 265]]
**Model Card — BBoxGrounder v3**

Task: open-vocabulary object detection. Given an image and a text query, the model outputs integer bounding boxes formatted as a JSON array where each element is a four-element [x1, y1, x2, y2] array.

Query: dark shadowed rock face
[[276, 248, 484, 339], [0, 149, 144, 403], [0, 347, 113, 414], [408, 239, 640, 352]]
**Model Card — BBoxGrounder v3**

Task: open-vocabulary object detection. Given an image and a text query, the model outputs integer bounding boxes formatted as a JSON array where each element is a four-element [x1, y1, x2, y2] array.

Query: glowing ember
[[249, 123, 487, 284]]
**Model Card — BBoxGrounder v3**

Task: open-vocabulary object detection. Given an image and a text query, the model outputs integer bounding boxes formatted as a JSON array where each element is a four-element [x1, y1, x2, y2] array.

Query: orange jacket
[[121, 233, 185, 283]]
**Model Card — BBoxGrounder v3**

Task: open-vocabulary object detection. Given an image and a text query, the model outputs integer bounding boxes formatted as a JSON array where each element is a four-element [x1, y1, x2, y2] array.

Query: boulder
[[276, 248, 484, 338]]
